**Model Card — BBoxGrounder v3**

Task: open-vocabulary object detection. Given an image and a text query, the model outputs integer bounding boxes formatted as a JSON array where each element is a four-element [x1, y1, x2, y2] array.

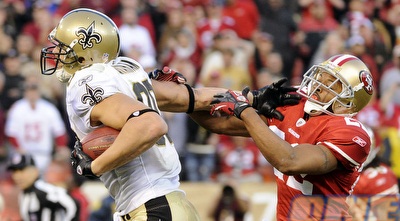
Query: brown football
[[81, 126, 120, 160]]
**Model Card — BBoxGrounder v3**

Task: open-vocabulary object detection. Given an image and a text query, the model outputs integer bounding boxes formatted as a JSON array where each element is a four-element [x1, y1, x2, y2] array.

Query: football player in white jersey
[[40, 8, 200, 221]]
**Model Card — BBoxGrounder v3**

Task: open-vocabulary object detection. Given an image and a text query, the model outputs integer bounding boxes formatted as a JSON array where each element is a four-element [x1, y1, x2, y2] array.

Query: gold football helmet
[[297, 54, 374, 117], [40, 8, 120, 80]]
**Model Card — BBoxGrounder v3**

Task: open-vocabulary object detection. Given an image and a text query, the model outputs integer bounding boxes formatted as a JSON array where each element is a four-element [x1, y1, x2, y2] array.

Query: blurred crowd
[[1, 0, 400, 220]]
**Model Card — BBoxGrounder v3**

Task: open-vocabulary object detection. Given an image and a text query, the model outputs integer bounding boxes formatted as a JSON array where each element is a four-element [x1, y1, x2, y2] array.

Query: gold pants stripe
[[120, 191, 200, 221]]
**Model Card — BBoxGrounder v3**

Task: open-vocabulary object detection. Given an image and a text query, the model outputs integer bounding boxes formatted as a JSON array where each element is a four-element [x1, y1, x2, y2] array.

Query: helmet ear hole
[[78, 57, 85, 63]]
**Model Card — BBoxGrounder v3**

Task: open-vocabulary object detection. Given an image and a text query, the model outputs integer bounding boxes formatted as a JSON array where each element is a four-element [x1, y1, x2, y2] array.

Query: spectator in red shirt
[[21, 5, 54, 46], [196, 0, 235, 51], [215, 135, 264, 183], [296, 1, 339, 72], [222, 0, 260, 40], [346, 35, 380, 92]]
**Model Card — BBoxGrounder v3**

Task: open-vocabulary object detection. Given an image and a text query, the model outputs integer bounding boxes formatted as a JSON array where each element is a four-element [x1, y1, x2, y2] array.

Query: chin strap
[[303, 100, 324, 116], [304, 100, 356, 117]]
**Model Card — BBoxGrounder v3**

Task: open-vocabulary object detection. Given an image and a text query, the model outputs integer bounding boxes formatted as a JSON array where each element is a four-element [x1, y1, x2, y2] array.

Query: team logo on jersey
[[76, 21, 102, 50], [352, 136, 367, 147], [81, 84, 104, 106], [296, 118, 306, 127]]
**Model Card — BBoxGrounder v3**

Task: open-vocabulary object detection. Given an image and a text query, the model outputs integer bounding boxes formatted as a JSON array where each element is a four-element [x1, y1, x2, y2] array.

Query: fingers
[[272, 78, 288, 88], [272, 110, 284, 121], [210, 105, 222, 116], [281, 87, 299, 93], [162, 66, 171, 74], [148, 68, 162, 79], [157, 66, 187, 84], [210, 103, 233, 117], [283, 99, 301, 106], [173, 73, 187, 84], [241, 86, 250, 97], [281, 94, 301, 105], [74, 140, 82, 149], [259, 103, 284, 121]]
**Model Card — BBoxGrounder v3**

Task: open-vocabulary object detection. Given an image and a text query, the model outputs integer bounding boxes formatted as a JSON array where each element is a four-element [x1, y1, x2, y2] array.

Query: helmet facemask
[[41, 32, 80, 77], [297, 64, 356, 117]]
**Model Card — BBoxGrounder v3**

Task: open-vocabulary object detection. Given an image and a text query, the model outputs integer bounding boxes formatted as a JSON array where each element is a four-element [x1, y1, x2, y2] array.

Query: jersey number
[[132, 80, 172, 146]]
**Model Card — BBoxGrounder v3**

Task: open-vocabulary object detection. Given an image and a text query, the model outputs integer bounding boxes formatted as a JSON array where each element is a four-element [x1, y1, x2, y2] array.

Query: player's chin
[[55, 69, 73, 83]]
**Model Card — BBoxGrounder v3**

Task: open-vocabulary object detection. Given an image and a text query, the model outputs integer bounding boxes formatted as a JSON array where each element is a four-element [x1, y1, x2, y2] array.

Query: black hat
[[7, 154, 35, 170]]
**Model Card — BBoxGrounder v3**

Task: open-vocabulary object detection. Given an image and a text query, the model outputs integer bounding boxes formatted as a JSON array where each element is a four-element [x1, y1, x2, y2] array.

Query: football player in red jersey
[[348, 127, 399, 220], [150, 54, 374, 220]]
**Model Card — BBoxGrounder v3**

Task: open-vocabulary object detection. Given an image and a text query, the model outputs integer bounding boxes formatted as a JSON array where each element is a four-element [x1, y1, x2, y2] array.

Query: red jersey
[[268, 100, 371, 220], [352, 163, 399, 219], [196, 17, 235, 50], [353, 162, 399, 197]]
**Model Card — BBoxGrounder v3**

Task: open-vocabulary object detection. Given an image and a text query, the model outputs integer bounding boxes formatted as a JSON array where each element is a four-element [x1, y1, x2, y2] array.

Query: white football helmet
[[40, 8, 120, 82], [297, 54, 374, 117]]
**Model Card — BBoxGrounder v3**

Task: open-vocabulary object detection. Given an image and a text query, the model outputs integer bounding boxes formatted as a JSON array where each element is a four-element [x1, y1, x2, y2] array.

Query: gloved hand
[[210, 90, 252, 119], [70, 140, 98, 179], [148, 66, 186, 84], [245, 78, 301, 121]]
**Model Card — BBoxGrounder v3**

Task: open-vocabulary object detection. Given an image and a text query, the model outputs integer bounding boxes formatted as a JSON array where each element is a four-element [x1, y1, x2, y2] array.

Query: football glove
[[70, 139, 98, 179], [148, 66, 186, 84], [245, 78, 301, 121], [210, 90, 252, 119]]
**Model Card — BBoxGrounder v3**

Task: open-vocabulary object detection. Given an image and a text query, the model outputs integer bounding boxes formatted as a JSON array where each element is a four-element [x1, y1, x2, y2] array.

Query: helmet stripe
[[329, 54, 342, 62], [330, 54, 357, 66]]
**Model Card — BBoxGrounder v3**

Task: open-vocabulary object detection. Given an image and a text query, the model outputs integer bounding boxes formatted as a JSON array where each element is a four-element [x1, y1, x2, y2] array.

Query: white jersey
[[5, 98, 66, 173], [65, 57, 182, 214]]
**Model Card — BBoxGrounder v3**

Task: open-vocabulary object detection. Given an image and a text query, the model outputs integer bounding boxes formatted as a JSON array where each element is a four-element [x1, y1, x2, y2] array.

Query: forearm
[[153, 80, 229, 112], [153, 81, 190, 112], [155, 82, 256, 112], [193, 87, 229, 111], [240, 108, 337, 175], [189, 111, 250, 136], [239, 108, 295, 171], [91, 113, 167, 175]]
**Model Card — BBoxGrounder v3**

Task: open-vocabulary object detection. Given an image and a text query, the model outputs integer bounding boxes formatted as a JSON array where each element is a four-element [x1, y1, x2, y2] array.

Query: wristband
[[126, 109, 159, 121], [184, 84, 195, 114]]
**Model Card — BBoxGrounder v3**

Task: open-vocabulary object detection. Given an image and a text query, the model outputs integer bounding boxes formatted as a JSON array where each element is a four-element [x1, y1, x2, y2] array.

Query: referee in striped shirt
[[7, 153, 79, 221]]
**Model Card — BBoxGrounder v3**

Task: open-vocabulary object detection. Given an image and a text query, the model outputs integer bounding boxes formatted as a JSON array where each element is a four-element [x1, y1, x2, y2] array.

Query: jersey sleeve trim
[[376, 184, 400, 196], [320, 141, 360, 167]]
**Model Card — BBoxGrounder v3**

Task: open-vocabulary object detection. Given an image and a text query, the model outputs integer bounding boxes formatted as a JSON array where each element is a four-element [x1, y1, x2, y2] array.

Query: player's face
[[51, 45, 66, 68], [310, 71, 342, 104], [11, 166, 39, 190]]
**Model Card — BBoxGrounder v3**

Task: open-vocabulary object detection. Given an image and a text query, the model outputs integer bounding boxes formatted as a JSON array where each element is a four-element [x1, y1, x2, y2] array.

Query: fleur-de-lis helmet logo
[[76, 21, 102, 49]]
